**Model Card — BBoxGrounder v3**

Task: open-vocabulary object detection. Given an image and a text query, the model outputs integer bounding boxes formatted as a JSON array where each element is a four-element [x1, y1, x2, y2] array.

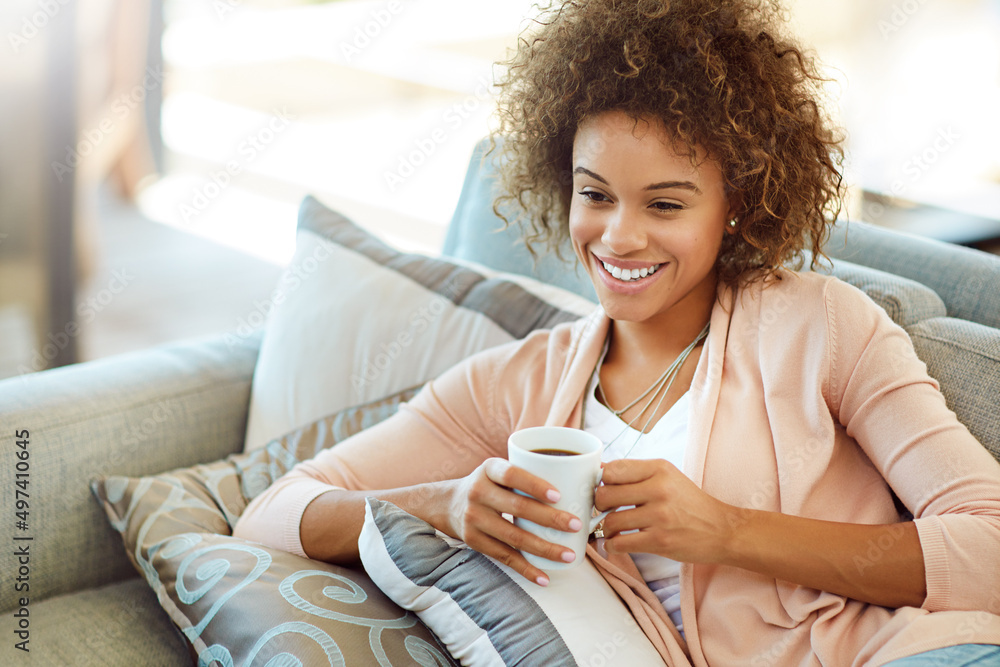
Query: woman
[[235, 0, 1000, 664]]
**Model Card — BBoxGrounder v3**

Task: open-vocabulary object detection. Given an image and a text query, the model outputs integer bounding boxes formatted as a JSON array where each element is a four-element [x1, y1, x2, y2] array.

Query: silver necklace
[[597, 322, 709, 461], [588, 322, 709, 539]]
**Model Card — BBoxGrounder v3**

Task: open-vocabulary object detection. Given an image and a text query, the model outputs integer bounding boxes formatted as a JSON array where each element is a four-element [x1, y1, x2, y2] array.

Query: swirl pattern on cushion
[[91, 386, 457, 666]]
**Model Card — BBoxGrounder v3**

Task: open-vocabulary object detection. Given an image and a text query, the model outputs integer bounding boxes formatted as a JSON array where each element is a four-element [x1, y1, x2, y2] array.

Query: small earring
[[728, 219, 737, 228]]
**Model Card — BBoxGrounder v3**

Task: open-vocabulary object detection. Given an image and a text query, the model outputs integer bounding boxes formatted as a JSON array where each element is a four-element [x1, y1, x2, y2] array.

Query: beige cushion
[[243, 195, 597, 451]]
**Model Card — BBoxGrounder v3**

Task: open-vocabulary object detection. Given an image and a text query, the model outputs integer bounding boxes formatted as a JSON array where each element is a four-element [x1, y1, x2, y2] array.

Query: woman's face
[[569, 110, 733, 326]]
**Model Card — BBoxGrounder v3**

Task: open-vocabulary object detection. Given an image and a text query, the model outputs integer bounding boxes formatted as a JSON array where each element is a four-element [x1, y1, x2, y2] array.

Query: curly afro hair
[[491, 0, 846, 288]]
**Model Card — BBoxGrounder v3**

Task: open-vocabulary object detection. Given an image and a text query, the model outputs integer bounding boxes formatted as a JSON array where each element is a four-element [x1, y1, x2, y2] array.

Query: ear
[[725, 193, 744, 235]]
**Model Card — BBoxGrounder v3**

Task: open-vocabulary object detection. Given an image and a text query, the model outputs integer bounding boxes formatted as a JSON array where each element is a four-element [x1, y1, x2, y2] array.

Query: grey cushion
[[907, 317, 1000, 462], [826, 220, 1000, 329], [819, 258, 947, 328], [19, 577, 191, 666]]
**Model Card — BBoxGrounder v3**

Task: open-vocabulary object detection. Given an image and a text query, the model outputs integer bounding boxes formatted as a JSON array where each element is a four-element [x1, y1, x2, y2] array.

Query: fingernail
[[545, 489, 560, 503], [536, 574, 549, 586], [568, 518, 583, 531], [561, 551, 575, 563]]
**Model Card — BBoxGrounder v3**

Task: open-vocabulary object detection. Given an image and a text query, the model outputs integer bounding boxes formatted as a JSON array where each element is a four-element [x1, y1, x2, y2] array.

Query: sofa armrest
[[0, 330, 261, 613]]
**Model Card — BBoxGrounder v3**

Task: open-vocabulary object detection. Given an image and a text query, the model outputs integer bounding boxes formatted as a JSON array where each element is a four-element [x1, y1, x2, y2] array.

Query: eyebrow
[[573, 166, 702, 195]]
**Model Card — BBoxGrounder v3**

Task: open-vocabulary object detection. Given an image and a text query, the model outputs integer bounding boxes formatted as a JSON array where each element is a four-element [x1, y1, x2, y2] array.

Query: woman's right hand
[[443, 457, 584, 585]]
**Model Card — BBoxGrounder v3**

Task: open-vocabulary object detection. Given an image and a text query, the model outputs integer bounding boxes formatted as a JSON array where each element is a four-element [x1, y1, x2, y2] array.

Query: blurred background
[[1, 0, 998, 379]]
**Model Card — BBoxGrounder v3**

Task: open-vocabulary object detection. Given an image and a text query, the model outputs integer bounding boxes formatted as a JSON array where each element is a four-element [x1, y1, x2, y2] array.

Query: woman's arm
[[725, 505, 924, 608], [234, 335, 585, 585], [597, 459, 926, 608], [296, 458, 582, 583]]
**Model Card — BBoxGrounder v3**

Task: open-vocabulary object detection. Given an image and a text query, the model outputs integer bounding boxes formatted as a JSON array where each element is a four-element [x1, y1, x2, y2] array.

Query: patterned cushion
[[358, 498, 666, 666], [90, 388, 458, 666], [907, 317, 1000, 462], [243, 195, 597, 451]]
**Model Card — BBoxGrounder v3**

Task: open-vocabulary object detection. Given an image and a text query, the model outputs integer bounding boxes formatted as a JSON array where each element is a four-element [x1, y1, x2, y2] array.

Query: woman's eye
[[578, 190, 608, 203], [651, 201, 683, 212]]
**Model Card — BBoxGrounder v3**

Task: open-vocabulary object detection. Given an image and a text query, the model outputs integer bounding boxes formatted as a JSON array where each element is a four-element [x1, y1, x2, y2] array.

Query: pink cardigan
[[235, 270, 1000, 666]]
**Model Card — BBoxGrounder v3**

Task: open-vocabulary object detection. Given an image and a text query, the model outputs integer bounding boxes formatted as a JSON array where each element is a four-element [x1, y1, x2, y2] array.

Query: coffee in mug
[[508, 426, 608, 570]]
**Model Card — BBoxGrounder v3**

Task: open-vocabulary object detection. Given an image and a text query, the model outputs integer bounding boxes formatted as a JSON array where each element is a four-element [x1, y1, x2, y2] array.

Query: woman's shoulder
[[740, 268, 886, 318]]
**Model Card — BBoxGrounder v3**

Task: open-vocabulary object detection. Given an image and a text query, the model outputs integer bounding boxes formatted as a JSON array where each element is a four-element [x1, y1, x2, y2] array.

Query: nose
[[601, 208, 646, 256]]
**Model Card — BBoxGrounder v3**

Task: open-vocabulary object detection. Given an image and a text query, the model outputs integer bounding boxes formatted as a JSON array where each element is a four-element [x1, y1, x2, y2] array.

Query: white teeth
[[601, 260, 660, 282]]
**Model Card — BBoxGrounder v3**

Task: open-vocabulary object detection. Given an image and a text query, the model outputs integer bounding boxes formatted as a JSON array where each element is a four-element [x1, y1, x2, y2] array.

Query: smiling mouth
[[600, 260, 662, 283]]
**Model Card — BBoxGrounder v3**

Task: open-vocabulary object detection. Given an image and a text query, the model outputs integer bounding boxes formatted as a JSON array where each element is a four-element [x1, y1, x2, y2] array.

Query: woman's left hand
[[594, 458, 733, 563]]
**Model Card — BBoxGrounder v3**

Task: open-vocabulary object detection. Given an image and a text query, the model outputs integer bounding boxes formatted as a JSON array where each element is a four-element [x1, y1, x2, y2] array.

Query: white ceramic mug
[[507, 426, 609, 570]]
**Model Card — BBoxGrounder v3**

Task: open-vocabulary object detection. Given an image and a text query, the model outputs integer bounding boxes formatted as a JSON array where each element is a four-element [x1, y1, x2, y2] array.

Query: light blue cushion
[[826, 220, 1000, 329], [441, 140, 597, 301], [906, 317, 1000, 462]]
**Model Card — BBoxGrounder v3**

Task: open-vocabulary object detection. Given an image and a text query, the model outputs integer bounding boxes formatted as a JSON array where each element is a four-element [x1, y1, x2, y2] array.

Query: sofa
[[2, 138, 999, 666]]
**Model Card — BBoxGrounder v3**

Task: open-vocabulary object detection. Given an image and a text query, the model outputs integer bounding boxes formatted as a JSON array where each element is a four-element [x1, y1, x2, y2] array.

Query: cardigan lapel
[[680, 285, 737, 667], [544, 292, 737, 666], [684, 285, 736, 487], [545, 307, 610, 427]]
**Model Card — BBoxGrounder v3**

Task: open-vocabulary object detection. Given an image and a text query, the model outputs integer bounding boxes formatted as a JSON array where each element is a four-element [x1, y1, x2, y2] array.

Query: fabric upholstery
[[907, 317, 1000, 461], [91, 386, 455, 666], [243, 195, 597, 451], [826, 219, 1000, 329], [13, 577, 190, 666], [0, 330, 261, 614]]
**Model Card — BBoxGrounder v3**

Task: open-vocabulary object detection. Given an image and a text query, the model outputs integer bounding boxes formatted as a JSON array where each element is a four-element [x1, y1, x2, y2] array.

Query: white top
[[583, 366, 689, 636]]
